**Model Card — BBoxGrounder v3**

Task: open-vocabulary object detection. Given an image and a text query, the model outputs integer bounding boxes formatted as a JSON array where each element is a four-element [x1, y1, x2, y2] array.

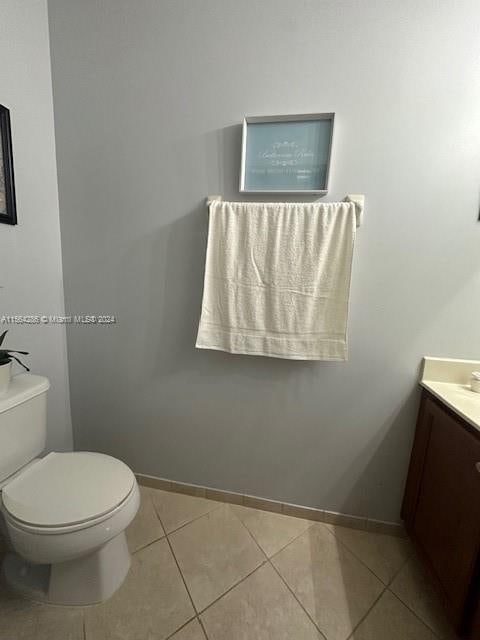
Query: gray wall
[[0, 0, 72, 451], [48, 0, 480, 522]]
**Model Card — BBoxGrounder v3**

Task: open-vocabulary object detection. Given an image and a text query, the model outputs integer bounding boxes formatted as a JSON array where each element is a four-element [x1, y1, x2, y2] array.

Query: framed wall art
[[240, 112, 335, 195], [0, 104, 17, 225]]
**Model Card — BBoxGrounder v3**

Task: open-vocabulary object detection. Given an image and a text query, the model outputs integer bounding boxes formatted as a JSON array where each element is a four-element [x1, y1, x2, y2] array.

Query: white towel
[[196, 200, 356, 360]]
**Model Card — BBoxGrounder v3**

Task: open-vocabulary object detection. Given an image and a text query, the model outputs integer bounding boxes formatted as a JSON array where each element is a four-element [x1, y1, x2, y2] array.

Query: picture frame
[[240, 112, 335, 195], [0, 104, 17, 226]]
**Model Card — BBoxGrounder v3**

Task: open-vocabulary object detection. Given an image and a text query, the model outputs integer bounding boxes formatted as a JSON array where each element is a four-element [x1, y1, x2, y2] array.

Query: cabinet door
[[413, 398, 480, 626]]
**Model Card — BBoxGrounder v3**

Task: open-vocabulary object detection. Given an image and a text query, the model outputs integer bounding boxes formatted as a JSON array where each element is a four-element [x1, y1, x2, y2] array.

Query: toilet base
[[2, 531, 131, 606]]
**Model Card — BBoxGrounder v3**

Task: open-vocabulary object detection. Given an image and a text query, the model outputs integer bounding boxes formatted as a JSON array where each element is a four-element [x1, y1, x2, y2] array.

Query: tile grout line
[[319, 523, 410, 588], [266, 518, 386, 592], [150, 497, 223, 538], [163, 532, 215, 640], [227, 506, 327, 639], [149, 499, 270, 626], [148, 490, 167, 537], [160, 507, 269, 631], [226, 505, 270, 561], [319, 525, 418, 638], [165, 533, 200, 616], [132, 486, 226, 555], [230, 505, 390, 639], [386, 588, 451, 640], [382, 550, 451, 638], [173, 506, 270, 616], [344, 585, 387, 640], [228, 503, 316, 562], [122, 489, 207, 640], [130, 489, 167, 554], [343, 553, 450, 640], [147, 489, 207, 637], [195, 558, 270, 615], [344, 534, 418, 639], [197, 614, 210, 640], [259, 518, 403, 640], [145, 487, 169, 534], [268, 560, 329, 639], [164, 501, 224, 536], [131, 533, 166, 555], [387, 549, 414, 588], [163, 615, 199, 640]]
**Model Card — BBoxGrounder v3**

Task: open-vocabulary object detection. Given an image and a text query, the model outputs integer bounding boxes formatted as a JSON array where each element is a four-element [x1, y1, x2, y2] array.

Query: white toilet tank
[[0, 374, 50, 484]]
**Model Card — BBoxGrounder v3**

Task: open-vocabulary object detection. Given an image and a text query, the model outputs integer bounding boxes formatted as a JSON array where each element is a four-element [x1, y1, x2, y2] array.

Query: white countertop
[[420, 357, 480, 431]]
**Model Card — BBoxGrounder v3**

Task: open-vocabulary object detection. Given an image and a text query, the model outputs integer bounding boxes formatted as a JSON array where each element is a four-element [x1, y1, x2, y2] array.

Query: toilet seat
[[2, 451, 135, 531], [4, 483, 137, 535]]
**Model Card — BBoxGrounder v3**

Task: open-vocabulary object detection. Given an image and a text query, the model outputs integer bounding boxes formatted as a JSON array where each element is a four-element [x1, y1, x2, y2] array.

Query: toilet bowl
[[0, 374, 140, 605]]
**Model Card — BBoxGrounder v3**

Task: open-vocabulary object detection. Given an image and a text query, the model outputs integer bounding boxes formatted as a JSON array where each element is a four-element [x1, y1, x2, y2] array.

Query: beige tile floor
[[0, 485, 458, 640]]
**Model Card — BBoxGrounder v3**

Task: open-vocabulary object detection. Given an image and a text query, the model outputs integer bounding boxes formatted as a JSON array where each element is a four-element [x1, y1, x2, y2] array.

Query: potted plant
[[0, 330, 30, 395]]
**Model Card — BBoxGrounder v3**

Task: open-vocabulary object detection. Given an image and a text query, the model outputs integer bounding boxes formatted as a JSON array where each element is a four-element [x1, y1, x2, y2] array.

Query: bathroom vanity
[[402, 358, 480, 639]]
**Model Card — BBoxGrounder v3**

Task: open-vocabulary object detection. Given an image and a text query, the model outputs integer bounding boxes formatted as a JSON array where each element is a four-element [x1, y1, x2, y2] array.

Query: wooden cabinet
[[402, 391, 480, 638]]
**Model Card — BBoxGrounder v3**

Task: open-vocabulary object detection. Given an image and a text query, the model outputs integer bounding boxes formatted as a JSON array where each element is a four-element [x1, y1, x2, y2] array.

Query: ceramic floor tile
[[325, 524, 412, 584], [351, 590, 437, 640], [271, 524, 384, 640], [201, 562, 323, 640], [126, 485, 165, 552], [0, 584, 84, 640], [151, 488, 220, 534], [231, 504, 313, 557], [169, 505, 265, 611], [0, 581, 31, 614], [85, 538, 195, 640], [390, 557, 455, 639], [170, 618, 207, 640]]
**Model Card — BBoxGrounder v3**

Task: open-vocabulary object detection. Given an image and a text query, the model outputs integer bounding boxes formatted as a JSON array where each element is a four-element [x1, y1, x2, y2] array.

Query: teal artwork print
[[244, 118, 333, 191]]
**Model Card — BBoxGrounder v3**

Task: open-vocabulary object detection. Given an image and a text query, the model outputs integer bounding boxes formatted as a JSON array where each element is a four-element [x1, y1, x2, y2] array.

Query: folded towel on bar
[[196, 200, 357, 360]]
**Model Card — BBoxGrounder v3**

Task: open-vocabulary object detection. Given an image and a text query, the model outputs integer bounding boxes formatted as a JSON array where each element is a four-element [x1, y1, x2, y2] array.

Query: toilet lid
[[2, 452, 135, 527]]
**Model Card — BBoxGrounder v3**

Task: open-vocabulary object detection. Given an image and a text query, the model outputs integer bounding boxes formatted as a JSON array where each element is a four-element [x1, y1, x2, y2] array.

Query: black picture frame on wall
[[0, 104, 17, 225]]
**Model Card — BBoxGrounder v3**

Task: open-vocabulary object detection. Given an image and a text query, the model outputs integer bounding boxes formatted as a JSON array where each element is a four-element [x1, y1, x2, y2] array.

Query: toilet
[[0, 373, 140, 606]]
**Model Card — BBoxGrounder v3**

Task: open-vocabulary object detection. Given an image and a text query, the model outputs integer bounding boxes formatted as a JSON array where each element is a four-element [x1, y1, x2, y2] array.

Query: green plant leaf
[[0, 333, 30, 371], [8, 354, 29, 372]]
